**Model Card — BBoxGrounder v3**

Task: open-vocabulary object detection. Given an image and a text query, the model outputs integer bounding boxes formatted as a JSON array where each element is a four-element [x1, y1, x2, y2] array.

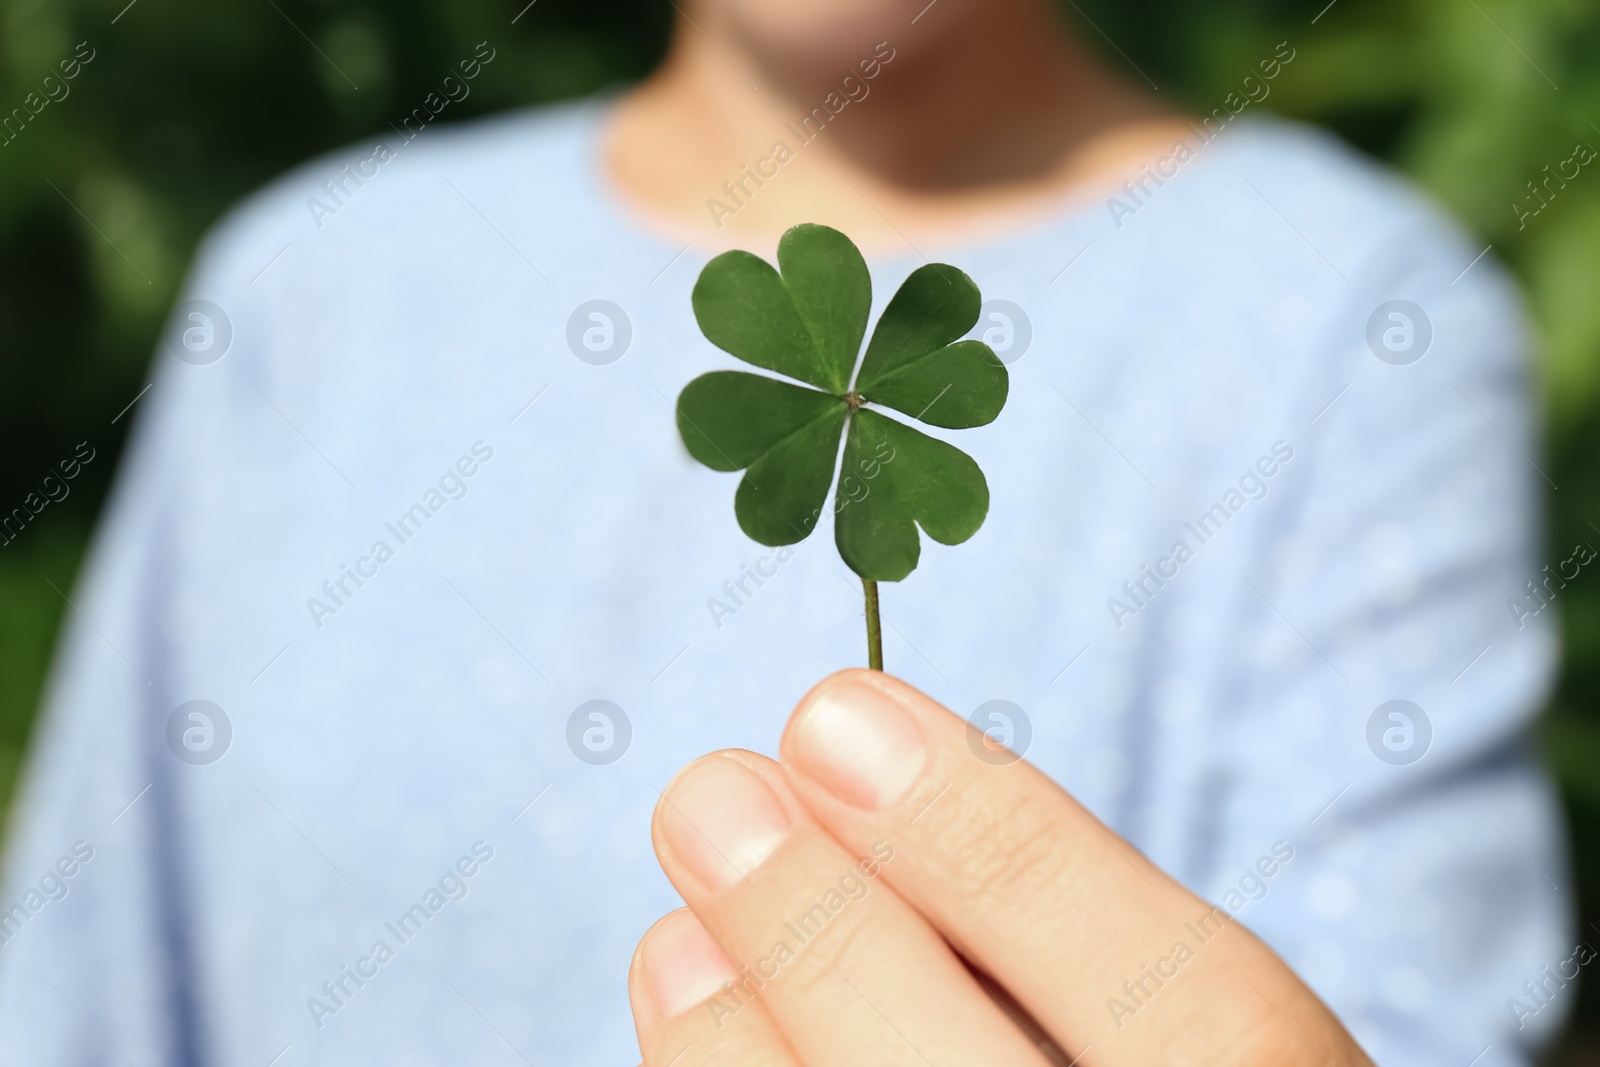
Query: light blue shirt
[[0, 98, 1571, 1066]]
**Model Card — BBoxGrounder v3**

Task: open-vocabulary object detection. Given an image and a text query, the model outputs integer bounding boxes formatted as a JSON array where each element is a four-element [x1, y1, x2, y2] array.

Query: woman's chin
[[715, 0, 945, 66]]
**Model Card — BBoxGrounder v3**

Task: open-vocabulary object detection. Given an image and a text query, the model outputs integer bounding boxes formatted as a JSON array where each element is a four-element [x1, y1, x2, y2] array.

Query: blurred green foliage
[[2, 0, 1598, 1046]]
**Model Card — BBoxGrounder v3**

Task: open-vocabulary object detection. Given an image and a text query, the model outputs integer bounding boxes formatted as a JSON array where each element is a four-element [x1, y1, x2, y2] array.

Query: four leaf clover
[[675, 223, 1008, 583]]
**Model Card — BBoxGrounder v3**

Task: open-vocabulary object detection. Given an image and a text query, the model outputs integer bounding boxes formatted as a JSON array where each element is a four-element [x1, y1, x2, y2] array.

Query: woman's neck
[[604, 2, 1189, 251]]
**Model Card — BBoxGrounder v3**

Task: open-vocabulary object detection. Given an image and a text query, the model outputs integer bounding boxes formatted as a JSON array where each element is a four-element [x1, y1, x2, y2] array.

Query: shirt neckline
[[571, 93, 1267, 266]]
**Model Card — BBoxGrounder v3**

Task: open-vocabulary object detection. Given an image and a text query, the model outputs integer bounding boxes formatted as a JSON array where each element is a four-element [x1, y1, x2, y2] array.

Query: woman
[[0, 0, 1567, 1064]]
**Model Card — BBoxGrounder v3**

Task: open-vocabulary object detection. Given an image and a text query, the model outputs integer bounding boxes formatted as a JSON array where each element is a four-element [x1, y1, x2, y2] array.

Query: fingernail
[[642, 910, 738, 1017], [788, 679, 928, 809], [660, 757, 790, 890]]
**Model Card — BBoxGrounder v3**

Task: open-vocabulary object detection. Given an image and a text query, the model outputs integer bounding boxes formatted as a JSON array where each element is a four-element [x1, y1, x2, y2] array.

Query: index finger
[[777, 670, 1371, 1066]]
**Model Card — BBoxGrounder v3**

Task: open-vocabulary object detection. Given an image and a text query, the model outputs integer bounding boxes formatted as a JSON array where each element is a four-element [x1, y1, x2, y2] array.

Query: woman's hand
[[628, 669, 1373, 1066]]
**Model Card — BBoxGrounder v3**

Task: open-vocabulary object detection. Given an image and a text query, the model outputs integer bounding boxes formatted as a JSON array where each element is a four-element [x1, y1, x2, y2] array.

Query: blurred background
[[2, 0, 1597, 1055]]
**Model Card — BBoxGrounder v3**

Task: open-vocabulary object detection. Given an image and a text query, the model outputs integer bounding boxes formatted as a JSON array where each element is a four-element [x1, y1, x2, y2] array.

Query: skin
[[629, 670, 1375, 1065], [604, 0, 1198, 252]]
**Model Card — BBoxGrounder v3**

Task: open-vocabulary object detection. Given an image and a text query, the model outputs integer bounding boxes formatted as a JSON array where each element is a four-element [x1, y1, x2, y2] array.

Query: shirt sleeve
[[1201, 217, 1571, 1066]]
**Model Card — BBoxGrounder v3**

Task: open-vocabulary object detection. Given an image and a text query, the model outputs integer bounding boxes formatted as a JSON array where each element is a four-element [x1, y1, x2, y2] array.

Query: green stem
[[862, 578, 883, 671]]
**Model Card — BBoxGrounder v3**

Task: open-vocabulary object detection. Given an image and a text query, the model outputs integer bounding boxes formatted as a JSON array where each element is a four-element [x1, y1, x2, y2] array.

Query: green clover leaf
[[676, 223, 1008, 584]]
